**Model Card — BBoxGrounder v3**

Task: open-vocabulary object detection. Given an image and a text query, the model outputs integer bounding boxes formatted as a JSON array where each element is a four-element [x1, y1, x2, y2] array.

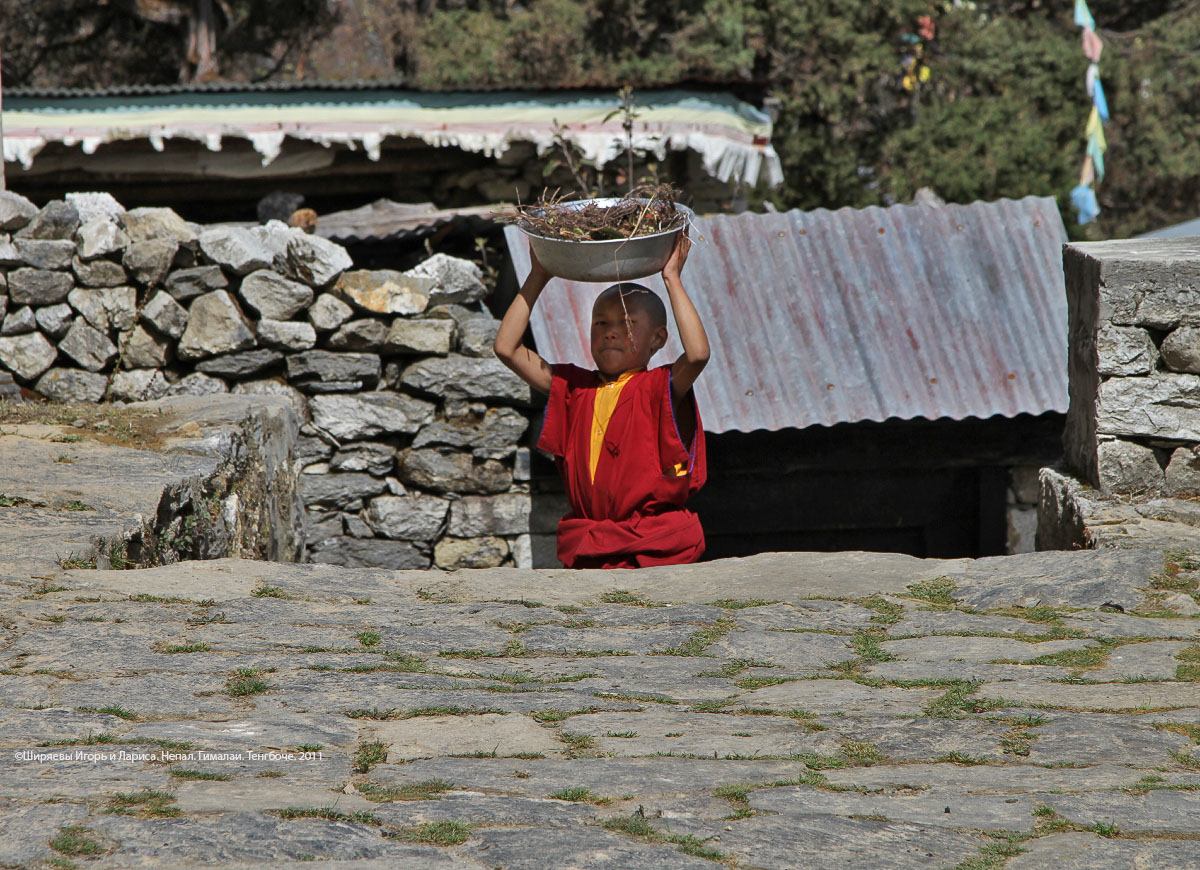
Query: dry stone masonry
[[1041, 237, 1200, 556], [0, 190, 536, 571]]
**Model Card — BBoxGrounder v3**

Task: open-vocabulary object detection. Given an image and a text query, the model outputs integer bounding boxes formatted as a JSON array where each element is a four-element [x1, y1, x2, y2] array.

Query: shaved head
[[594, 283, 667, 328]]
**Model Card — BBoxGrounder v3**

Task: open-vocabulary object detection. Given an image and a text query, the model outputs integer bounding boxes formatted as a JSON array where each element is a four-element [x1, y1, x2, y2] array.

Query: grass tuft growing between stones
[[358, 779, 453, 802], [708, 598, 776, 609], [275, 806, 379, 825], [904, 576, 957, 606], [225, 669, 271, 697], [601, 815, 725, 862], [549, 786, 612, 804], [169, 767, 233, 781], [356, 630, 381, 647], [734, 676, 797, 691], [696, 658, 775, 678], [352, 740, 389, 773], [947, 832, 1029, 870], [76, 705, 137, 720], [105, 788, 179, 817], [394, 820, 471, 845], [159, 642, 210, 654], [922, 681, 1005, 718], [599, 590, 664, 607], [1027, 646, 1108, 669], [48, 825, 106, 858], [656, 619, 736, 656]]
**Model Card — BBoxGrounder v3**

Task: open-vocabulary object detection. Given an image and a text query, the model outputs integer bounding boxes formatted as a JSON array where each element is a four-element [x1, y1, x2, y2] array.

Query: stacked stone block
[[1062, 238, 1200, 497], [0, 190, 536, 570]]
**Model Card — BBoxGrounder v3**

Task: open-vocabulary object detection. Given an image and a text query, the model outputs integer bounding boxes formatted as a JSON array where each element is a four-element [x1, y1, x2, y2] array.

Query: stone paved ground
[[2, 546, 1200, 869]]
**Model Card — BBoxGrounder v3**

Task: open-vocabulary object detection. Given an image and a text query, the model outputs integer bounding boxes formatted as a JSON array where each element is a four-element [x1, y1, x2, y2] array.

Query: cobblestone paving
[[1, 550, 1199, 870]]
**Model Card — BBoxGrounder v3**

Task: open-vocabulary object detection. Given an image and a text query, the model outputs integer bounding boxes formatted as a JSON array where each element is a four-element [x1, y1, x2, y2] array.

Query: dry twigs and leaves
[[500, 184, 688, 242]]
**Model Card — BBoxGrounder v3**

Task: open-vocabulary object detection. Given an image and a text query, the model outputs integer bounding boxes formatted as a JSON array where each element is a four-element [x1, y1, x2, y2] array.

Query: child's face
[[590, 294, 666, 377]]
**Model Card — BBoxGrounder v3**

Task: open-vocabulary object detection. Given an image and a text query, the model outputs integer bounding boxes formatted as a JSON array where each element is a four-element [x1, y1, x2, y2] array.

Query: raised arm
[[493, 246, 554, 394], [663, 232, 710, 401]]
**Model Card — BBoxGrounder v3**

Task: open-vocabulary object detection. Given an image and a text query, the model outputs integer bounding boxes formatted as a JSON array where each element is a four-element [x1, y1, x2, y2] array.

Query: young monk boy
[[493, 234, 710, 568]]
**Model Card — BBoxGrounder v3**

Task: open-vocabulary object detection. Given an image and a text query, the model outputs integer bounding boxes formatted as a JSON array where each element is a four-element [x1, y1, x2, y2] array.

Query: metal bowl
[[518, 198, 693, 283]]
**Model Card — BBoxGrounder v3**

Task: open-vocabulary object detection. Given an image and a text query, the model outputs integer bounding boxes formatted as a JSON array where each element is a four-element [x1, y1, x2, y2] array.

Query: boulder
[[308, 293, 353, 331], [299, 472, 388, 511], [257, 319, 317, 351], [72, 255, 127, 288], [198, 226, 274, 276], [447, 493, 531, 537], [239, 269, 313, 320], [328, 318, 387, 351], [283, 233, 352, 287], [384, 318, 455, 355], [196, 348, 283, 379], [177, 290, 257, 360], [308, 536, 430, 569], [1097, 439, 1164, 496], [34, 368, 108, 403], [108, 368, 170, 403], [0, 191, 39, 232], [16, 200, 80, 241], [406, 253, 487, 306], [308, 392, 435, 440], [123, 238, 179, 286], [58, 320, 118, 371], [34, 304, 74, 339], [0, 331, 58, 381], [334, 270, 432, 315], [8, 268, 73, 306], [412, 407, 529, 450], [364, 493, 450, 540], [1, 306, 37, 336], [121, 325, 170, 369], [163, 372, 229, 397], [166, 265, 228, 301], [15, 238, 76, 270], [434, 536, 508, 569], [285, 351, 380, 389], [400, 355, 531, 404], [398, 448, 512, 495], [141, 291, 189, 339], [330, 442, 396, 476], [119, 207, 197, 246]]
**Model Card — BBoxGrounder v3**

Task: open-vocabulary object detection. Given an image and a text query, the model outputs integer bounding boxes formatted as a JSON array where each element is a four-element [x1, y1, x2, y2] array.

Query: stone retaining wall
[[0, 190, 536, 570], [1040, 237, 1200, 556]]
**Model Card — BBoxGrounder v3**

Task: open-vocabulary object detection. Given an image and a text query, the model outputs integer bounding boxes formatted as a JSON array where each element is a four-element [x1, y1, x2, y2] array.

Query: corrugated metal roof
[[315, 200, 500, 245], [1137, 216, 1200, 239], [504, 196, 1069, 433]]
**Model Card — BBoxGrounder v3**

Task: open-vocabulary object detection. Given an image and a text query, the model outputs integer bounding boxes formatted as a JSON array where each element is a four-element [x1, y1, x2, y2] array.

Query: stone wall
[[1040, 237, 1200, 554], [0, 190, 537, 570]]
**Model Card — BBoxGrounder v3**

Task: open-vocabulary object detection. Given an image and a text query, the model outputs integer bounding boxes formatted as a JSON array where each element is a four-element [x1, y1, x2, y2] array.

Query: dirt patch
[[0, 399, 179, 451]]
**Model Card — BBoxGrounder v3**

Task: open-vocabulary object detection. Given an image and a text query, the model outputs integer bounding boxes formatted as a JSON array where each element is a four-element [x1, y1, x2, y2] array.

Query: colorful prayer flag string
[[1071, 0, 1106, 225]]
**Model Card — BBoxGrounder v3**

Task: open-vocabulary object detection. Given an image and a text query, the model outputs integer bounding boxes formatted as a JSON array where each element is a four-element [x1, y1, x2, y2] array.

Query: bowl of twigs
[[508, 184, 692, 283]]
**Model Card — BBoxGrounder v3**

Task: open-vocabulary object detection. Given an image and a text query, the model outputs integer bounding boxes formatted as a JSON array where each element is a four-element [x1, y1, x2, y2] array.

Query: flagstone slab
[[880, 636, 1098, 663], [0, 801, 92, 866], [748, 785, 1038, 830], [885, 610, 1047, 638], [944, 548, 1164, 610], [820, 762, 1170, 793], [863, 661, 1072, 683], [664, 813, 982, 870], [732, 679, 943, 716], [1059, 610, 1200, 639], [721, 600, 879, 633], [1088, 640, 1194, 680], [362, 712, 564, 762], [976, 679, 1200, 711], [124, 714, 361, 752], [1022, 712, 1194, 766], [1034, 789, 1200, 833], [826, 716, 1010, 761], [370, 793, 598, 828], [712, 629, 856, 669], [171, 779, 376, 814], [85, 812, 430, 866], [458, 826, 719, 870], [560, 710, 843, 759], [1006, 833, 1200, 870], [366, 757, 815, 801]]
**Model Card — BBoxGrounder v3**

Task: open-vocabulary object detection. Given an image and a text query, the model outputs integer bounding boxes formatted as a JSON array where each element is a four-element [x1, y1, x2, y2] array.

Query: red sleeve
[[536, 363, 595, 458], [657, 365, 707, 492]]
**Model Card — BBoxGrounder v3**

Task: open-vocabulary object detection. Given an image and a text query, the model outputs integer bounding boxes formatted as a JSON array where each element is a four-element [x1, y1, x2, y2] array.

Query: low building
[[2, 84, 780, 222], [505, 195, 1069, 562]]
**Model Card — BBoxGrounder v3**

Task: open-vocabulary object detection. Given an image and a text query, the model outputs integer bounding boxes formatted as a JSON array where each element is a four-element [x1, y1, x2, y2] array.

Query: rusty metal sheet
[[504, 195, 1068, 433]]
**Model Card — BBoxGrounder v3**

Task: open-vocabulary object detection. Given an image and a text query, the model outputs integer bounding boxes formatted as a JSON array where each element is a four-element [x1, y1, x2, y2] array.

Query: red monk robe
[[537, 362, 707, 568]]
